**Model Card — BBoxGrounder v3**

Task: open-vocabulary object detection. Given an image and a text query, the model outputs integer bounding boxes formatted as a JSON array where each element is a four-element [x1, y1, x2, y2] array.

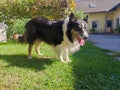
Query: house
[[75, 0, 120, 33]]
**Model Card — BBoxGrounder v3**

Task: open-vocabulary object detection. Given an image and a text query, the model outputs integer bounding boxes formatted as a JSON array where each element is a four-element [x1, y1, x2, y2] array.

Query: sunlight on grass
[[0, 42, 120, 89]]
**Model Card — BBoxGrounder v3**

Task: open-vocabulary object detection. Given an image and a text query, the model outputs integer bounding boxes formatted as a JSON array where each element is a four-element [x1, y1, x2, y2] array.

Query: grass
[[0, 41, 120, 90]]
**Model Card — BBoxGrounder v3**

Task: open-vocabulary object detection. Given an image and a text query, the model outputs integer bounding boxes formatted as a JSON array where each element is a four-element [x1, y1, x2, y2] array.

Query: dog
[[13, 13, 88, 63]]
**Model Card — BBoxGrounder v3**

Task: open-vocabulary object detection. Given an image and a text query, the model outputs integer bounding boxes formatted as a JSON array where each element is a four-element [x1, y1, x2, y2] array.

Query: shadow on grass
[[0, 54, 54, 71], [71, 51, 91, 90]]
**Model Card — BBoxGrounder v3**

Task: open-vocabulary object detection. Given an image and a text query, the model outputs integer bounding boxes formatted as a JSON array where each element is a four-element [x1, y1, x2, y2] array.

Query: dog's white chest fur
[[53, 17, 80, 63]]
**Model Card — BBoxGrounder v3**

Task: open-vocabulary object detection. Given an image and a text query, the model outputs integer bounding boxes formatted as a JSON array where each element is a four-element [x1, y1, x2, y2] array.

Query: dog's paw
[[61, 60, 71, 63], [60, 60, 66, 63], [65, 60, 72, 63], [39, 53, 44, 56], [68, 60, 72, 63], [28, 56, 32, 59]]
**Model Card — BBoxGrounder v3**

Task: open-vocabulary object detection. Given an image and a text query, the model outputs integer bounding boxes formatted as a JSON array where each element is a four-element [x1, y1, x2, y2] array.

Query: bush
[[74, 10, 85, 19], [90, 28, 96, 33], [115, 26, 120, 33], [7, 19, 29, 38]]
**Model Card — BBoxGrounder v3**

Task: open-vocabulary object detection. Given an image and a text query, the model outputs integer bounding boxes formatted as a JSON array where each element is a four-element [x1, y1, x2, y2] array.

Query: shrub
[[74, 10, 85, 19], [7, 19, 29, 38], [115, 26, 120, 33], [90, 28, 96, 33]]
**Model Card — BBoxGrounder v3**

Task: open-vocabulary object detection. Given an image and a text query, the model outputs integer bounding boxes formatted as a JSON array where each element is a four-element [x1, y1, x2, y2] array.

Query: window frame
[[91, 20, 99, 29], [116, 17, 120, 28], [106, 20, 113, 28]]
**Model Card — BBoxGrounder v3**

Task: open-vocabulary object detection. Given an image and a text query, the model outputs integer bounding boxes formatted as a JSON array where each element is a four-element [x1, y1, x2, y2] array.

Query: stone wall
[[0, 22, 7, 42]]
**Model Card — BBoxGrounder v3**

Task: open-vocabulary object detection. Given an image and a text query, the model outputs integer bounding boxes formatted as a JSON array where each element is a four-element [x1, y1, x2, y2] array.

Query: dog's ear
[[69, 13, 77, 22], [83, 15, 88, 23]]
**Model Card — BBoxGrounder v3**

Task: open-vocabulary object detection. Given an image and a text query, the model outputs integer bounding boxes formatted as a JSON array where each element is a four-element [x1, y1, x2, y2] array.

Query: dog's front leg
[[54, 46, 66, 63], [59, 52, 66, 63], [63, 48, 71, 63]]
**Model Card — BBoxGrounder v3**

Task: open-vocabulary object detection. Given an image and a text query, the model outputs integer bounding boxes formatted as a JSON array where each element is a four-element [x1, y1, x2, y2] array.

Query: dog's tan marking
[[34, 39, 43, 56], [71, 29, 79, 41], [28, 39, 43, 59]]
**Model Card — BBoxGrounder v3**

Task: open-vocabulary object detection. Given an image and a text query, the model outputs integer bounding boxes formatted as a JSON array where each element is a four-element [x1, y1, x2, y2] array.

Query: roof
[[75, 0, 120, 13]]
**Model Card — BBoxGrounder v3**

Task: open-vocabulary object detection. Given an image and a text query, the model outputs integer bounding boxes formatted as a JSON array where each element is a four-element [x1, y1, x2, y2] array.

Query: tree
[[0, 0, 75, 22]]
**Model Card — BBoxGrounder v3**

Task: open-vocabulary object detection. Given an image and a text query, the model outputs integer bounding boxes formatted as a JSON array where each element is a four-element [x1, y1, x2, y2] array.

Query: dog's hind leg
[[34, 39, 43, 56], [28, 44, 33, 59]]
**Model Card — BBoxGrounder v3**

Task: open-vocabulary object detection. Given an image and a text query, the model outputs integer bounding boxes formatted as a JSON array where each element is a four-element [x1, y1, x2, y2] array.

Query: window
[[92, 20, 99, 29], [116, 18, 120, 28], [89, 3, 96, 8], [106, 20, 112, 27]]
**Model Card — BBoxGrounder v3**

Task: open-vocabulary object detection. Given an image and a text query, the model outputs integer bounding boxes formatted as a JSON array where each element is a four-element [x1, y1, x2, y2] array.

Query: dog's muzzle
[[82, 32, 89, 40], [83, 35, 88, 40]]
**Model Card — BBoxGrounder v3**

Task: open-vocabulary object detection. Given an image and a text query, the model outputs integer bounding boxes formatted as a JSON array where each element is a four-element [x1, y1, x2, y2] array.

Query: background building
[[76, 0, 120, 33]]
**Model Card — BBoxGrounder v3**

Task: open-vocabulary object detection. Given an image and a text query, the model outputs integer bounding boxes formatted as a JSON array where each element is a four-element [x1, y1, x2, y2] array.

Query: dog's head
[[67, 13, 89, 46]]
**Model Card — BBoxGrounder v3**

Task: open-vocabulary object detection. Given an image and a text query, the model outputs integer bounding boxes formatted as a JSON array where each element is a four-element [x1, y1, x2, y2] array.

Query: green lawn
[[0, 41, 120, 90]]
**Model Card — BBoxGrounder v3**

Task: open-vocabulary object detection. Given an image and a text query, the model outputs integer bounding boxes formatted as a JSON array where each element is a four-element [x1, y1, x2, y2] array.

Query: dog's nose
[[83, 36, 88, 40]]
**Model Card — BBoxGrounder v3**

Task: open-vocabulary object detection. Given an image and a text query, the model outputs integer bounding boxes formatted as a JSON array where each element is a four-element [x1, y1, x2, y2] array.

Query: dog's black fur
[[24, 18, 64, 46]]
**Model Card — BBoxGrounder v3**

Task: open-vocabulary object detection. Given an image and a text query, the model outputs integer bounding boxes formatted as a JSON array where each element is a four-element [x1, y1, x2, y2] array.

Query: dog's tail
[[13, 32, 27, 44]]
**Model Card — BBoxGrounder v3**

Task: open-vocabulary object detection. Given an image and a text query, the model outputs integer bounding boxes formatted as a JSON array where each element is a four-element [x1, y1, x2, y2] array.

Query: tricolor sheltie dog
[[14, 13, 88, 63]]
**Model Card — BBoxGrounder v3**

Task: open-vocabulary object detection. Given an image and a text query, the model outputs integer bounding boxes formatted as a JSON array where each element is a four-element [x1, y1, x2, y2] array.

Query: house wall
[[88, 6, 120, 33], [88, 13, 106, 33]]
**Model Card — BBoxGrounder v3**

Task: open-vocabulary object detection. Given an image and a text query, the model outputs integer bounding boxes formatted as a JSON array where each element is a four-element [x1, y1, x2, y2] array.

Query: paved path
[[89, 34, 120, 52]]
